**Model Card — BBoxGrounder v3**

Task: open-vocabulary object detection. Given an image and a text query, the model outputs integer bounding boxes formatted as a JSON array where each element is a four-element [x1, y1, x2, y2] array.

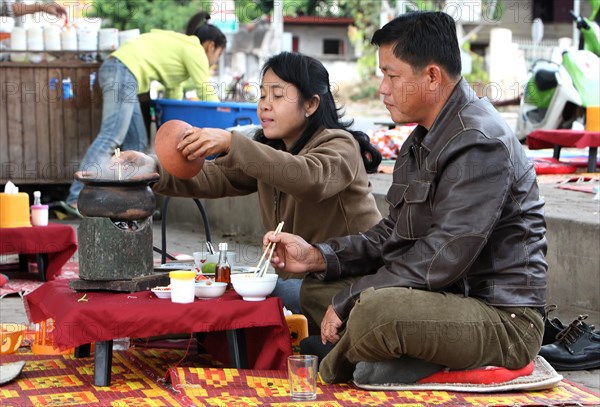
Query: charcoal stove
[[69, 171, 169, 292]]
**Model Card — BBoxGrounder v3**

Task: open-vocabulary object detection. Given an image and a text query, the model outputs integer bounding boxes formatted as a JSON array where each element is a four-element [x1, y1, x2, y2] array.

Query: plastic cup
[[31, 204, 49, 226], [288, 354, 318, 401], [169, 270, 195, 304]]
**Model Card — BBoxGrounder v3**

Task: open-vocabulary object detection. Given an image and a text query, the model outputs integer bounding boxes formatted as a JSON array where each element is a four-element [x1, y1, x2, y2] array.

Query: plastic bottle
[[10, 27, 27, 62], [285, 313, 309, 355], [31, 191, 49, 226], [215, 242, 231, 289], [62, 77, 73, 100]]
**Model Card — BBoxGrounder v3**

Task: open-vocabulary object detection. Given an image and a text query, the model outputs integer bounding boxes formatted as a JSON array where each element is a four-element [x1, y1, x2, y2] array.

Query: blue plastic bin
[[153, 99, 259, 129]]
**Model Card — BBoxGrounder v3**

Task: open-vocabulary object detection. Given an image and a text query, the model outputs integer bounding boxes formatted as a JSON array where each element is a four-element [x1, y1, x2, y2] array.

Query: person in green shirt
[[63, 12, 225, 212]]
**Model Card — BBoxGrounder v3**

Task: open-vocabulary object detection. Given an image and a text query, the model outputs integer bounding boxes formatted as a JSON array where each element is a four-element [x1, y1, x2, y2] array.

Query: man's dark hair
[[371, 11, 461, 77]]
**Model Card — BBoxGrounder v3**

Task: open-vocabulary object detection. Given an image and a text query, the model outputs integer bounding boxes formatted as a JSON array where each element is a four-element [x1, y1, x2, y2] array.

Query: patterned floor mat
[[167, 365, 600, 407], [0, 348, 186, 407], [2, 347, 599, 407]]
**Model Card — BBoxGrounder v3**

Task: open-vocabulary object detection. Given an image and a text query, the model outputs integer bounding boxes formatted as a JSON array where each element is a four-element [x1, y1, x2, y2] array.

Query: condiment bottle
[[215, 242, 231, 289], [31, 191, 49, 226], [33, 190, 41, 206]]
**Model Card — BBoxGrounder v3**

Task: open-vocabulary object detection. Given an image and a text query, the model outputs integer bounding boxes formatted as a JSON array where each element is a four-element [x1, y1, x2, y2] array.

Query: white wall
[[322, 60, 361, 85], [284, 25, 355, 60]]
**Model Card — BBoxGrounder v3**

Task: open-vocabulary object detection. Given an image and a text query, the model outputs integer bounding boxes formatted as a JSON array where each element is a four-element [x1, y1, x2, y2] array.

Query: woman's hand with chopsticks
[[262, 232, 326, 274]]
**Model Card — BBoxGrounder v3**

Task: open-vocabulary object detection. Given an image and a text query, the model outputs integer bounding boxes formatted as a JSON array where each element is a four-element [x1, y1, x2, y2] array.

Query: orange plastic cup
[[31, 319, 73, 355]]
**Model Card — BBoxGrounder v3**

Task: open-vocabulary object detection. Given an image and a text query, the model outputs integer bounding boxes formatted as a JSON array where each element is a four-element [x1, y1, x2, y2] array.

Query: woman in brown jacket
[[120, 52, 382, 314]]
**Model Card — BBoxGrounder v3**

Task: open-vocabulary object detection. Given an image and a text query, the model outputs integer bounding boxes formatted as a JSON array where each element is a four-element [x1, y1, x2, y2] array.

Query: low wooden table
[[527, 129, 600, 172], [24, 279, 292, 386], [0, 223, 77, 281]]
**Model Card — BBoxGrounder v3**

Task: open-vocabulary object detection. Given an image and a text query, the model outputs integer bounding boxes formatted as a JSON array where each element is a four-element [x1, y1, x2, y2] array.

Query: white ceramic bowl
[[195, 281, 227, 299], [151, 286, 171, 299], [231, 273, 278, 301]]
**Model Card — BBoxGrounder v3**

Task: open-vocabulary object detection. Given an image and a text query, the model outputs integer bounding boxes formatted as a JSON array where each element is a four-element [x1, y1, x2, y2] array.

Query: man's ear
[[426, 65, 443, 90]]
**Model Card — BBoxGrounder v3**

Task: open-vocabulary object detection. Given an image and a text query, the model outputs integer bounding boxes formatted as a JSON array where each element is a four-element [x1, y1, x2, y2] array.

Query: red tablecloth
[[0, 223, 77, 280], [24, 279, 292, 370], [527, 129, 600, 149]]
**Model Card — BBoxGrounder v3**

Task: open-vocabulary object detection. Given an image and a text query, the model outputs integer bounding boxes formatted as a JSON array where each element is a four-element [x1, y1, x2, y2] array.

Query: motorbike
[[515, 3, 600, 142]]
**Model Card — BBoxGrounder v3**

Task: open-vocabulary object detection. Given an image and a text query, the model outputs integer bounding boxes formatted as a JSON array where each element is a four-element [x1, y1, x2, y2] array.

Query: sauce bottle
[[215, 242, 231, 289]]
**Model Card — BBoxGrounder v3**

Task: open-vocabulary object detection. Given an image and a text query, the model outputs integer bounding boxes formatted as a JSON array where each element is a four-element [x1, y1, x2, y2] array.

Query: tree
[[337, 0, 382, 78], [235, 0, 352, 21], [85, 0, 214, 33], [338, 1, 500, 80]]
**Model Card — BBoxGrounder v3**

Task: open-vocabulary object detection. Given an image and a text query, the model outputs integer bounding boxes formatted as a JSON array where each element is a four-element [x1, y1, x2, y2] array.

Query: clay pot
[[75, 172, 160, 220], [154, 120, 205, 179]]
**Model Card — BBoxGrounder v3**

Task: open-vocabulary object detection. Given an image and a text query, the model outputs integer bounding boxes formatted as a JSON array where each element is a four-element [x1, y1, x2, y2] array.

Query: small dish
[[195, 281, 227, 299], [151, 286, 171, 299]]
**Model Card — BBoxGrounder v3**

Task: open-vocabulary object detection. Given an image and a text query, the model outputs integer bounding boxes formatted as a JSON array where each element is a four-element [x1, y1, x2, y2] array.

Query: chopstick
[[254, 221, 284, 278], [114, 148, 121, 180]]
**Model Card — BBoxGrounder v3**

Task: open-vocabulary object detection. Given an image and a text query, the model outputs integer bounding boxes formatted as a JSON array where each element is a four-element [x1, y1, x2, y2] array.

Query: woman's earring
[[305, 113, 310, 118]]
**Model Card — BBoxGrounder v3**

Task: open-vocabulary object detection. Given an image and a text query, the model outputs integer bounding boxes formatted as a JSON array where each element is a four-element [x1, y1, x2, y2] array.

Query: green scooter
[[515, 1, 600, 141]]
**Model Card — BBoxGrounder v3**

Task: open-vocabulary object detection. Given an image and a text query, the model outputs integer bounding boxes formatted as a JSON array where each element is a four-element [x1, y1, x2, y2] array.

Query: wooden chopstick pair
[[254, 221, 284, 278]]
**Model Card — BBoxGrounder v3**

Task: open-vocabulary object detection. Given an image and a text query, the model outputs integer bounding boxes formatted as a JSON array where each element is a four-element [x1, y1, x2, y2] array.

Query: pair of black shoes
[[539, 312, 600, 371]]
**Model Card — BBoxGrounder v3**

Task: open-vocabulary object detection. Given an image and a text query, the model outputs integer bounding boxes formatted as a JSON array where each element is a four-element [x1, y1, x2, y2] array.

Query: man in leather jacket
[[265, 11, 548, 384]]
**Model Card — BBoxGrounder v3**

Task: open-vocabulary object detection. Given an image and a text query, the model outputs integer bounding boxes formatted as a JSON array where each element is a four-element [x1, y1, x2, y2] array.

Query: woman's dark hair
[[186, 12, 227, 49], [253, 52, 381, 173], [371, 11, 461, 77]]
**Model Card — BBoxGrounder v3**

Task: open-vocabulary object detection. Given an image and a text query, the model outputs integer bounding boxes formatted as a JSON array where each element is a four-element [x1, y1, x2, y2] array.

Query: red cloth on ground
[[532, 157, 578, 174], [0, 223, 77, 280], [24, 279, 292, 370]]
